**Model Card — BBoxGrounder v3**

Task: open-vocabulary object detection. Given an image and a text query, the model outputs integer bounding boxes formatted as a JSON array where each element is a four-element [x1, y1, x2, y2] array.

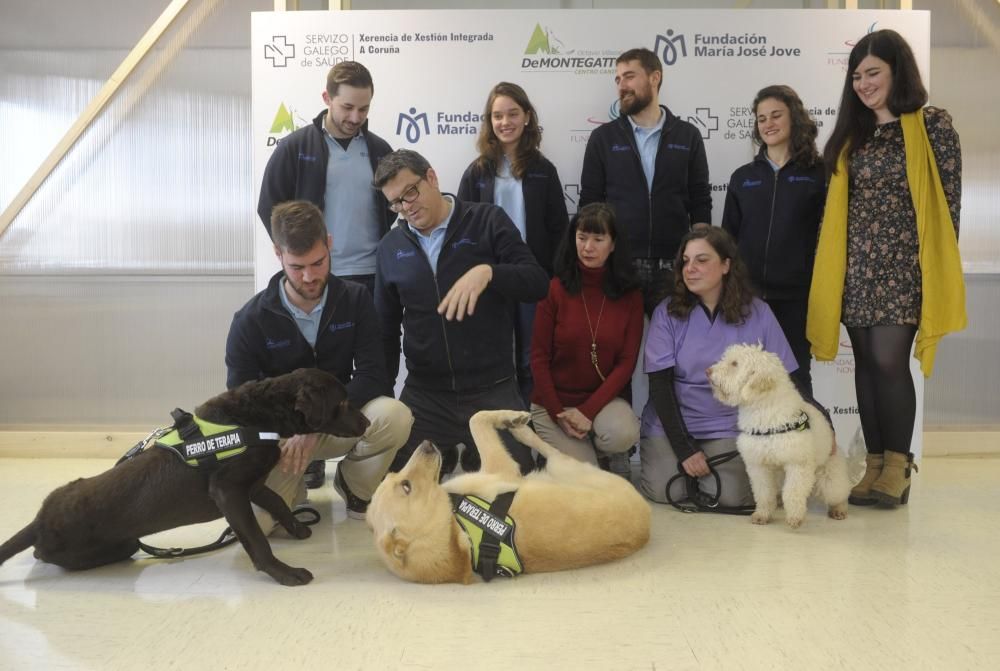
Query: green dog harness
[[449, 492, 523, 581], [118, 409, 280, 469]]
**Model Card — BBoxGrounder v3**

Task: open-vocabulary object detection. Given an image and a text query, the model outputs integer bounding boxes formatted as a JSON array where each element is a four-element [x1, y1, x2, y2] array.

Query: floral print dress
[[842, 106, 962, 327]]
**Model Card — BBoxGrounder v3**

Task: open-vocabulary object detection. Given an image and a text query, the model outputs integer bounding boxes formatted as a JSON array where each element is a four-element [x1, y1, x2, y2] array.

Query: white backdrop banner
[[251, 9, 929, 456]]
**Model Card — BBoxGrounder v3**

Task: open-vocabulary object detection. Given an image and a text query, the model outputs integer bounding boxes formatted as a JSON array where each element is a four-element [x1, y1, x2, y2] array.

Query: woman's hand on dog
[[278, 433, 321, 475], [681, 451, 711, 478]]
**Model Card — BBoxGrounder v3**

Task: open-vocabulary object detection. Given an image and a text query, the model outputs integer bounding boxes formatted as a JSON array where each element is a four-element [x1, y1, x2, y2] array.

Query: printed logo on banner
[[653, 29, 688, 66], [396, 107, 483, 144], [563, 184, 581, 215], [826, 21, 878, 71], [264, 36, 296, 67], [686, 107, 719, 140], [651, 28, 802, 65], [396, 108, 431, 144], [524, 23, 572, 55], [265, 103, 304, 147], [520, 23, 616, 74]]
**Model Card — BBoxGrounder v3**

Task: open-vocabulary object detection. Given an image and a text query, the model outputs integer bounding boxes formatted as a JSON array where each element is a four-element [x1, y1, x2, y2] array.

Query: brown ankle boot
[[848, 453, 884, 505], [870, 451, 918, 506]]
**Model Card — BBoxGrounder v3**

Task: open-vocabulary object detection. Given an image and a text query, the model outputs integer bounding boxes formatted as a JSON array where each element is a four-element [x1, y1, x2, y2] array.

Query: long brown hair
[[667, 227, 754, 324], [752, 84, 820, 168], [823, 29, 927, 175], [474, 82, 542, 180]]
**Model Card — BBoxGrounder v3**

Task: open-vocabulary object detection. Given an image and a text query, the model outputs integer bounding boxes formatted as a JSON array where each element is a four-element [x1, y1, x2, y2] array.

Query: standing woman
[[722, 84, 826, 395], [808, 29, 965, 507], [458, 82, 569, 405], [530, 203, 643, 468]]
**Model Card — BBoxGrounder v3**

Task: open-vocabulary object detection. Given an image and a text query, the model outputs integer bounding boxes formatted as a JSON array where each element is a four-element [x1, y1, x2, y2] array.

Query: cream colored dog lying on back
[[367, 410, 651, 584], [707, 343, 851, 529]]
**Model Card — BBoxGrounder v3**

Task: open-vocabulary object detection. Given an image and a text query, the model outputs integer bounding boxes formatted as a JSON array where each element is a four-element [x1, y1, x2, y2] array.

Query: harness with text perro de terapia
[[449, 492, 523, 581]]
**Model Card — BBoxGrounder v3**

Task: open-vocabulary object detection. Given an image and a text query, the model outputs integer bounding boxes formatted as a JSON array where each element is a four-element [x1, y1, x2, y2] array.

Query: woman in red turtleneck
[[530, 203, 644, 467]]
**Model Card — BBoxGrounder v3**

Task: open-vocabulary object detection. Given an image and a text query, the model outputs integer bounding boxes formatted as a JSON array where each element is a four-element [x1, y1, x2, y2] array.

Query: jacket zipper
[[405, 225, 458, 392]]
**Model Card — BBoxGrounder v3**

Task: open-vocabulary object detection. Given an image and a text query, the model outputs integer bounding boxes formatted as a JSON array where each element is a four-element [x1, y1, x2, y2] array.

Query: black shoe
[[304, 460, 326, 489], [459, 444, 481, 473], [332, 467, 369, 521]]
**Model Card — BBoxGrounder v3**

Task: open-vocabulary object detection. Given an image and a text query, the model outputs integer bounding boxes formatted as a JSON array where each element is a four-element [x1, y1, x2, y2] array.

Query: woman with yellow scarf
[[807, 29, 964, 507]]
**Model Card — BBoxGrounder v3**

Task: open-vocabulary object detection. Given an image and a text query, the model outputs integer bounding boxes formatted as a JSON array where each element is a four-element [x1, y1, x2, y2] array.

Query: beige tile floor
[[1, 454, 998, 671]]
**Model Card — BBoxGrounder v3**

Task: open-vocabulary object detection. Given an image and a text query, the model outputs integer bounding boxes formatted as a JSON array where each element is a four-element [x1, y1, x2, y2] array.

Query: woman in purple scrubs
[[639, 227, 798, 509]]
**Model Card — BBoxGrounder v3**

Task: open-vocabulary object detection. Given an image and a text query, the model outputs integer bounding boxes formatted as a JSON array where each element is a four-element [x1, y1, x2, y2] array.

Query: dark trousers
[[765, 296, 813, 396], [513, 301, 537, 407], [633, 258, 674, 316], [390, 378, 533, 474]]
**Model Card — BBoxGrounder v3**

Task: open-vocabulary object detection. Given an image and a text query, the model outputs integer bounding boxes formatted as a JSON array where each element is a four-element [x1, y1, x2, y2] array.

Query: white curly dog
[[707, 343, 850, 528]]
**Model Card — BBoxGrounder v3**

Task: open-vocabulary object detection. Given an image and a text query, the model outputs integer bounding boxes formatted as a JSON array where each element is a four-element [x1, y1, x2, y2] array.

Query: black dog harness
[[747, 410, 811, 436], [449, 492, 523, 581], [117, 409, 280, 469]]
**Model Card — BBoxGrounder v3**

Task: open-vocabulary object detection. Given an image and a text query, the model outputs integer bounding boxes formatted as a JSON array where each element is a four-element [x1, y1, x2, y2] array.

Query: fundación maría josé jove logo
[[652, 27, 803, 66], [396, 107, 484, 145]]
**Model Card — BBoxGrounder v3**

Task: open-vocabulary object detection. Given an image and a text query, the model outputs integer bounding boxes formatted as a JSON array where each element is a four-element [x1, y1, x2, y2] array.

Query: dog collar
[[747, 410, 811, 436], [449, 492, 523, 581], [118, 409, 280, 469]]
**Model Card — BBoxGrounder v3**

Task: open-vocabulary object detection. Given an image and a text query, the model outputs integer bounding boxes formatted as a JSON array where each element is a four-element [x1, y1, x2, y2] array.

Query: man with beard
[[580, 47, 712, 314], [226, 201, 412, 527]]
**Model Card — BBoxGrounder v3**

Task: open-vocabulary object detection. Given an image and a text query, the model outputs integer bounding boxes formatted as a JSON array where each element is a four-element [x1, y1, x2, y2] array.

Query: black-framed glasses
[[387, 177, 424, 212]]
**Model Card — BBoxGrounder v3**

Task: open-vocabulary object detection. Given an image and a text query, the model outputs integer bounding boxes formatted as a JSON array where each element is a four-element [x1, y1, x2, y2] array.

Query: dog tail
[[0, 521, 37, 565]]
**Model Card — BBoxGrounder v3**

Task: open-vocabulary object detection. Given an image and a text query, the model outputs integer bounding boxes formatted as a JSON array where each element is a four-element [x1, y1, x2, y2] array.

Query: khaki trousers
[[529, 399, 640, 465]]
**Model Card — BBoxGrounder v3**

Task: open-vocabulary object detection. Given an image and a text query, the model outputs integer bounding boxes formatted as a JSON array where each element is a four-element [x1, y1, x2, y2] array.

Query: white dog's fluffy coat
[[707, 343, 850, 528]]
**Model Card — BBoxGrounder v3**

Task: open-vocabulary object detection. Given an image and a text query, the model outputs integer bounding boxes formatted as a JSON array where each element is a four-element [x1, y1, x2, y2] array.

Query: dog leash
[[665, 451, 755, 516], [138, 507, 321, 559]]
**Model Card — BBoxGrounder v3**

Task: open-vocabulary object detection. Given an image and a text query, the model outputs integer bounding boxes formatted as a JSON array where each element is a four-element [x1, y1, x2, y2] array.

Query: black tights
[[847, 325, 918, 455]]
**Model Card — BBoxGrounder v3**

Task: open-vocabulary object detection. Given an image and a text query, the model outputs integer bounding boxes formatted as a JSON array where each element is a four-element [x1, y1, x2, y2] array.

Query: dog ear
[[380, 528, 408, 567], [295, 383, 336, 431], [745, 372, 776, 399]]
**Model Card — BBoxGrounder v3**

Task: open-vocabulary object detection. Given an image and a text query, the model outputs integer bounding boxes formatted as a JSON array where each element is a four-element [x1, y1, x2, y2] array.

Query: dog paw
[[750, 512, 771, 525], [269, 565, 314, 586], [828, 506, 848, 520], [491, 410, 531, 430], [786, 516, 804, 529]]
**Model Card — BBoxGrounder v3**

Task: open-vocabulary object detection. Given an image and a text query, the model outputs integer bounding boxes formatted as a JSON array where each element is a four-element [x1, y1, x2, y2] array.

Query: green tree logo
[[269, 103, 297, 134]]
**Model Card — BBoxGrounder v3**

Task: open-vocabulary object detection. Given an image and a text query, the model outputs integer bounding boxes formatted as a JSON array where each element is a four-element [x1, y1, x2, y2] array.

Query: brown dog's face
[[292, 368, 369, 437], [707, 343, 785, 407], [367, 442, 472, 584]]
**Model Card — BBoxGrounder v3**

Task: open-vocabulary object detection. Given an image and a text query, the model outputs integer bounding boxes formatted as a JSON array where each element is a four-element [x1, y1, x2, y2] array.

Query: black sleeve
[[224, 313, 262, 390], [578, 132, 606, 209], [345, 290, 392, 406], [648, 367, 699, 463], [457, 164, 478, 203], [720, 173, 742, 239], [257, 141, 295, 238]]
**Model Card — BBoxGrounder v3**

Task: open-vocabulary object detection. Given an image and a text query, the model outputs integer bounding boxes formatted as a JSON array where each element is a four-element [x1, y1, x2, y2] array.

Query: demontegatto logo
[[653, 29, 688, 66], [524, 23, 572, 55], [265, 103, 304, 146], [396, 108, 431, 144], [264, 36, 296, 67]]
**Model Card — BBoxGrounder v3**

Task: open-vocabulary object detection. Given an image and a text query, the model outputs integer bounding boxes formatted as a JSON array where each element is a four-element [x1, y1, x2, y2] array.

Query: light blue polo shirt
[[408, 195, 455, 272], [629, 109, 666, 193], [493, 156, 527, 241], [279, 278, 328, 348], [323, 131, 381, 276]]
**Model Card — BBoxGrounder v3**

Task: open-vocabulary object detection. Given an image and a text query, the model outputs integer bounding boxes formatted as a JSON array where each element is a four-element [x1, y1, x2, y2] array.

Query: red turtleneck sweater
[[530, 263, 644, 421]]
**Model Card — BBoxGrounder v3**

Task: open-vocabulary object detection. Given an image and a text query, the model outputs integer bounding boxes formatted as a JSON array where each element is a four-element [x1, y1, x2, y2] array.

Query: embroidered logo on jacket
[[395, 249, 416, 260], [611, 143, 631, 152], [452, 238, 476, 249], [265, 337, 292, 350], [741, 179, 763, 188], [787, 175, 816, 183], [329, 321, 354, 333]]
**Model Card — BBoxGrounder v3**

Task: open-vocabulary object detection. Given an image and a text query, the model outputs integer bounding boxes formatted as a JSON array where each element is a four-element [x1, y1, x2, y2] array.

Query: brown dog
[[368, 410, 650, 584], [0, 368, 368, 586]]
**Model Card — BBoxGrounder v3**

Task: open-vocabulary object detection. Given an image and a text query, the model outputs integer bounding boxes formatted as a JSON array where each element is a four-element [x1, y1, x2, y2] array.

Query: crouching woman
[[639, 227, 797, 509]]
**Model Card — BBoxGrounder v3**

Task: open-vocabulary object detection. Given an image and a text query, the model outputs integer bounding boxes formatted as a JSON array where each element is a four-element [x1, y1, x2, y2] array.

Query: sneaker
[[304, 460, 326, 489], [333, 467, 369, 521]]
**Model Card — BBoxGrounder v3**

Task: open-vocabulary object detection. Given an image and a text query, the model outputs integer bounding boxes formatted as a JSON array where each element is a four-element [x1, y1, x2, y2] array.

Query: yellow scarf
[[806, 110, 966, 377]]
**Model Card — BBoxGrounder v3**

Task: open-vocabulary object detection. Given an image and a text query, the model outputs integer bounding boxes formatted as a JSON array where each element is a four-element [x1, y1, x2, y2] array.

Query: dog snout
[[705, 366, 714, 381], [418, 440, 438, 455]]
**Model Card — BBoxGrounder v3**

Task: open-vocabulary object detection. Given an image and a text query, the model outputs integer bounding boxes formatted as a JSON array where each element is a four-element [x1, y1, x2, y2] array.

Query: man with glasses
[[373, 149, 549, 475], [258, 61, 394, 489]]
